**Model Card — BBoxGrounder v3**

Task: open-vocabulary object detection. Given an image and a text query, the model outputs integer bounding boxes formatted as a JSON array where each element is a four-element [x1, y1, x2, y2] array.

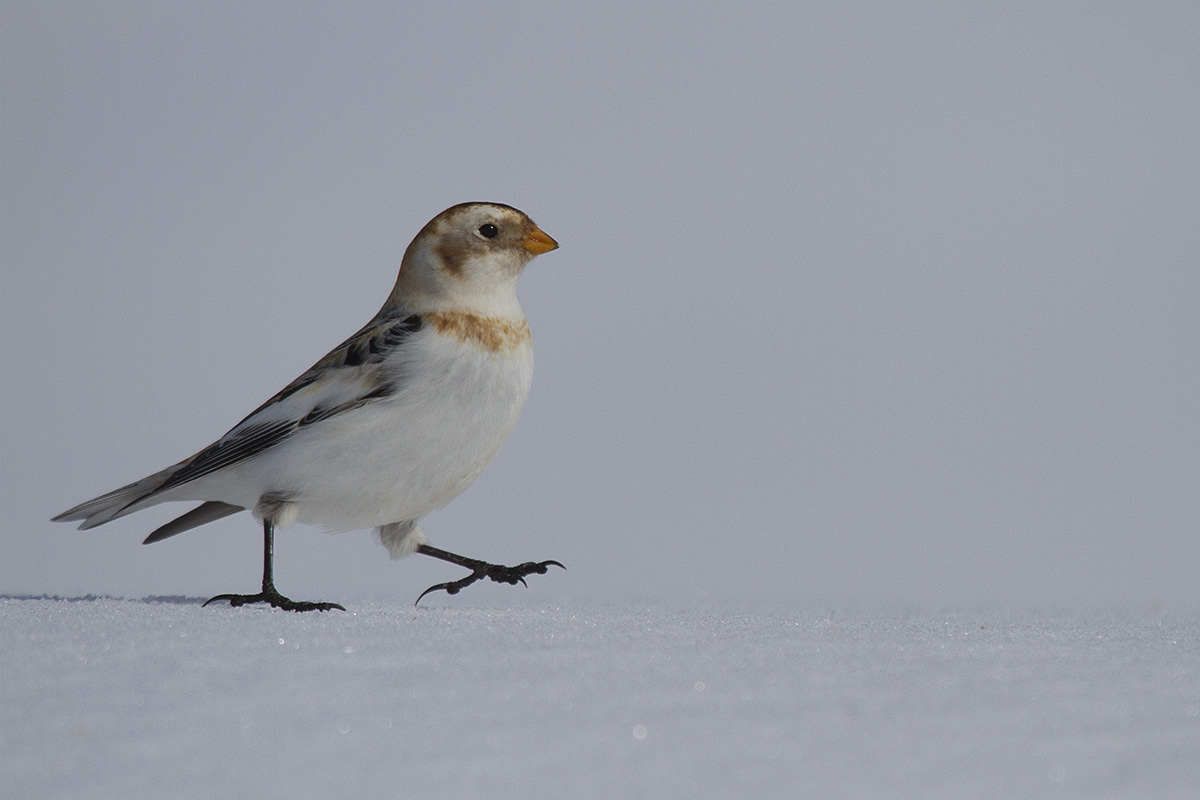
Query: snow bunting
[[54, 202, 562, 611]]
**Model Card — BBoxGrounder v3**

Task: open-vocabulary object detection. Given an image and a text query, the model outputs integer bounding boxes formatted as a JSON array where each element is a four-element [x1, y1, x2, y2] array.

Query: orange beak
[[522, 225, 559, 255]]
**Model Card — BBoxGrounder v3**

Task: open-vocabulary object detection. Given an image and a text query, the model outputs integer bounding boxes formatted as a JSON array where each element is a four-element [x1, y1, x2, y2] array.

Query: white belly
[[209, 327, 533, 531]]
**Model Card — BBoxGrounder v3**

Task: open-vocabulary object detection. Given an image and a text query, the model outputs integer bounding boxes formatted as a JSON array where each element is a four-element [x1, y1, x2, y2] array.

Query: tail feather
[[143, 502, 243, 544], [52, 467, 179, 529], [54, 467, 245, 541]]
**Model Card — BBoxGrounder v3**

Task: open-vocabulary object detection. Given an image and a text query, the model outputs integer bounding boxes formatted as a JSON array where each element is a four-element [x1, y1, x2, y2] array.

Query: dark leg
[[203, 519, 345, 612], [414, 544, 564, 605]]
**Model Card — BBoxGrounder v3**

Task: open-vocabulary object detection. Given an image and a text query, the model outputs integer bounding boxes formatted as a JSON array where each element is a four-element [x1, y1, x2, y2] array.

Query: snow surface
[[2, 598, 1197, 799]]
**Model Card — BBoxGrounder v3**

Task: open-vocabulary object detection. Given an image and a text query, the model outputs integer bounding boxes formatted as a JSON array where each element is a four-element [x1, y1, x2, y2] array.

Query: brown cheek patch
[[425, 312, 531, 353], [434, 239, 472, 278]]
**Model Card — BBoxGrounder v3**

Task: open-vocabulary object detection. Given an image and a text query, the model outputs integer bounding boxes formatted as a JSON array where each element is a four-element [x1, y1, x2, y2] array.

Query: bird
[[53, 202, 563, 611]]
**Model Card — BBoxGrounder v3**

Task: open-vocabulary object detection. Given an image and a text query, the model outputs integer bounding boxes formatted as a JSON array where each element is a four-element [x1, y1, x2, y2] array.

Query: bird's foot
[[203, 588, 345, 613], [416, 558, 565, 605]]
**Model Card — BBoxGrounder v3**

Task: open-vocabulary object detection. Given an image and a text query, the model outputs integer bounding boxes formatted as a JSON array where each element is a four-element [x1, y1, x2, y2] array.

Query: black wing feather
[[155, 420, 297, 495]]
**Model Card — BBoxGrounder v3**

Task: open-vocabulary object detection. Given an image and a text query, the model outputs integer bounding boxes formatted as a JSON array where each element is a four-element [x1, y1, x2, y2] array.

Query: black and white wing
[[53, 311, 424, 532]]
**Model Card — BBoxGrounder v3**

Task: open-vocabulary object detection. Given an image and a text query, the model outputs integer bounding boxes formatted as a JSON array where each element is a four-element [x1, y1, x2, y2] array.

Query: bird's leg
[[414, 544, 564, 605], [203, 519, 345, 612]]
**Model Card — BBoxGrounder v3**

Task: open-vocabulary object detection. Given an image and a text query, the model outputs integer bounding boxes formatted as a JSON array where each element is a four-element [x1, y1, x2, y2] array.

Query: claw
[[203, 590, 344, 613], [414, 558, 565, 605], [414, 582, 456, 605]]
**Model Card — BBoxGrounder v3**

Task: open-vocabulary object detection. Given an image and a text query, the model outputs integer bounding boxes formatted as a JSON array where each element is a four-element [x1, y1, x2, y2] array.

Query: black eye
[[478, 223, 499, 239]]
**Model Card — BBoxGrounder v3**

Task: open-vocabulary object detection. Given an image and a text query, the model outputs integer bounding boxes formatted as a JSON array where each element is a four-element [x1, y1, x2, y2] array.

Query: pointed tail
[[52, 468, 179, 530]]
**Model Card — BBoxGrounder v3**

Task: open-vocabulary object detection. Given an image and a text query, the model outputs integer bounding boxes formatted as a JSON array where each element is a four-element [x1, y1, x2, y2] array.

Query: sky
[[2, 1, 1198, 610]]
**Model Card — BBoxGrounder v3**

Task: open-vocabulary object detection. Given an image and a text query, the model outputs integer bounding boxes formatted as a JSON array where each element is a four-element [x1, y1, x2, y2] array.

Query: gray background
[[3, 2, 1197, 609]]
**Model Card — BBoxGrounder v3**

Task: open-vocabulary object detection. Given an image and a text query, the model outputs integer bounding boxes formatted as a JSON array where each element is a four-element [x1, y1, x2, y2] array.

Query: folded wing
[[53, 312, 424, 533]]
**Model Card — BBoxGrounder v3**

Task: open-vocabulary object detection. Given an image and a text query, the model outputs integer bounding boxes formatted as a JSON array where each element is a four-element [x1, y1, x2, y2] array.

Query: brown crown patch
[[424, 312, 531, 353]]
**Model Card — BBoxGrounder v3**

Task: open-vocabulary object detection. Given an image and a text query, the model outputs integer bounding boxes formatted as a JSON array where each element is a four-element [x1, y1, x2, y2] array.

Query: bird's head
[[390, 202, 558, 314]]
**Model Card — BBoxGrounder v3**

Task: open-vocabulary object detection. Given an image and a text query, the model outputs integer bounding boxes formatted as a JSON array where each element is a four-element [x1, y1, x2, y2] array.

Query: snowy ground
[[2, 598, 1197, 799]]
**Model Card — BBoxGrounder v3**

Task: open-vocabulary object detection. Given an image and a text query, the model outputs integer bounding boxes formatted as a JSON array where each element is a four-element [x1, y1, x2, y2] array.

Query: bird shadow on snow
[[1, 593, 206, 605]]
